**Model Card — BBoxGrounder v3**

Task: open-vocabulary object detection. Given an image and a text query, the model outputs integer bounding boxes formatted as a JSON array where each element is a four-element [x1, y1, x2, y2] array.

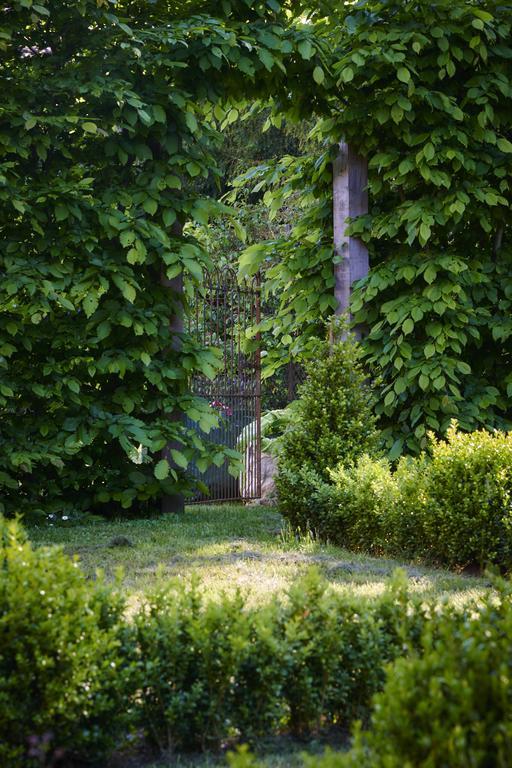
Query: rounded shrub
[[310, 424, 512, 570], [415, 425, 512, 569], [276, 335, 379, 531], [347, 580, 512, 768], [327, 455, 399, 553], [0, 517, 135, 767]]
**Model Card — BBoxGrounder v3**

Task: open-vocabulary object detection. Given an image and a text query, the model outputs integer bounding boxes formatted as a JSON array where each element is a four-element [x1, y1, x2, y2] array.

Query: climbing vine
[[237, 0, 512, 454]]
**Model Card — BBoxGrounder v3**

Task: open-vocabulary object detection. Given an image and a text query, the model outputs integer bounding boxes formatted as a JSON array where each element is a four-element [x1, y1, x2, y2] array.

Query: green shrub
[[135, 581, 290, 751], [327, 456, 399, 553], [277, 464, 334, 533], [279, 570, 395, 735], [134, 580, 252, 751], [415, 426, 512, 569], [0, 517, 135, 767], [314, 425, 512, 570], [314, 580, 512, 768], [134, 569, 422, 750], [276, 336, 379, 531]]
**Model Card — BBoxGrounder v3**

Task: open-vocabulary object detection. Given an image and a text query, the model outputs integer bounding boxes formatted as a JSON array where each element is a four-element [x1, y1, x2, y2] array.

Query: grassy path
[[29, 504, 487, 607]]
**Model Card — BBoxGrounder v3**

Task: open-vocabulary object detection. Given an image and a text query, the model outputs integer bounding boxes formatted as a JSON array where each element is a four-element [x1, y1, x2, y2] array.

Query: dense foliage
[[311, 424, 512, 570], [301, 579, 512, 768], [0, 518, 133, 767], [238, 0, 512, 454], [0, 516, 439, 763], [135, 569, 409, 750], [0, 0, 325, 518], [276, 334, 379, 530], [230, 581, 512, 768]]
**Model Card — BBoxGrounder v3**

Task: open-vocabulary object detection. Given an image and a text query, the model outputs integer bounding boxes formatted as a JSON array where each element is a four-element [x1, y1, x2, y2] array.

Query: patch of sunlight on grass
[[28, 504, 491, 607]]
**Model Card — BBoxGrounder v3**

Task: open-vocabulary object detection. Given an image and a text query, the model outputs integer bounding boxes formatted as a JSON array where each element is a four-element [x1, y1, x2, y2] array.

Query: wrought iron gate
[[187, 266, 261, 502]]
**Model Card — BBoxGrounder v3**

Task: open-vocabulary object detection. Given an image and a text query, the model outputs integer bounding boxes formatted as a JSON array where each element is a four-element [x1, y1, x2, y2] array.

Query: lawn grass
[[28, 504, 488, 609]]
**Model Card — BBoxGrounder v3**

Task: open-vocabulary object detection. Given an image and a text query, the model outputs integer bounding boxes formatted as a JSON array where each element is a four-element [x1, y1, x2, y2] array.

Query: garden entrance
[[187, 266, 262, 502]]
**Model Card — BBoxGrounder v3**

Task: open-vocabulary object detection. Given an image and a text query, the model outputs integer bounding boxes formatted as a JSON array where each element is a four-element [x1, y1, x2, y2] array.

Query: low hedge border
[[1, 516, 434, 766]]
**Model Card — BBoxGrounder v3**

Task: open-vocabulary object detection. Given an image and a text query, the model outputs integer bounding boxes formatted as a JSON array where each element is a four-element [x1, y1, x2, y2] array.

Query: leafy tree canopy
[[0, 0, 324, 518]]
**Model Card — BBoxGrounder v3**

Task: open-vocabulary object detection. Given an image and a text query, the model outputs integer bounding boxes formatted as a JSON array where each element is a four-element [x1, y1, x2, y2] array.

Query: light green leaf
[[83, 293, 98, 318], [112, 275, 136, 303], [171, 449, 189, 469], [143, 198, 158, 215], [120, 230, 136, 247], [497, 137, 512, 153], [154, 459, 169, 480], [313, 66, 325, 85], [298, 40, 313, 60]]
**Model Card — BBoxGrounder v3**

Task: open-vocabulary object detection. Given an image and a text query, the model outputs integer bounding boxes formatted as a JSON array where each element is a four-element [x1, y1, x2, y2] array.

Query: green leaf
[[153, 105, 166, 123], [82, 122, 97, 134], [120, 230, 136, 247], [394, 378, 407, 395], [83, 294, 99, 318], [424, 142, 435, 161], [397, 67, 411, 83], [55, 204, 68, 221], [163, 209, 177, 227], [402, 318, 414, 334], [384, 391, 395, 406], [171, 449, 189, 469], [391, 105, 404, 123], [497, 137, 512, 153], [313, 66, 325, 85], [419, 223, 431, 243], [112, 275, 136, 303], [154, 459, 169, 480], [165, 175, 182, 189], [143, 198, 158, 215], [340, 66, 354, 83], [298, 40, 313, 60]]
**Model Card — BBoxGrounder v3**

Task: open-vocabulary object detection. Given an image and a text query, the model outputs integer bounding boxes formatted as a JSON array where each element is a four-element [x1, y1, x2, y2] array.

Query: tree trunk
[[160, 224, 185, 514]]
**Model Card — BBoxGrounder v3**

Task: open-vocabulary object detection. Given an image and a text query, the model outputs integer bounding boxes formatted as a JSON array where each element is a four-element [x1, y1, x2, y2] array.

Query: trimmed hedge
[[0, 517, 432, 763], [300, 579, 512, 768], [288, 425, 512, 571], [0, 518, 135, 768], [134, 569, 421, 750], [5, 514, 508, 767], [229, 580, 512, 768]]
